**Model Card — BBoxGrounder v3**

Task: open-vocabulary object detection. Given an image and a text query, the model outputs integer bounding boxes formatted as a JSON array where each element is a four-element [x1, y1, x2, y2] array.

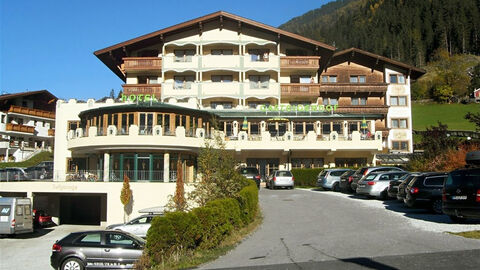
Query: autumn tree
[[120, 174, 133, 222], [167, 159, 187, 212]]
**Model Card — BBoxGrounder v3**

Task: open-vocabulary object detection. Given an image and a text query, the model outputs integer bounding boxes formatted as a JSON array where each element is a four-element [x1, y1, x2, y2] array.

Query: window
[[289, 101, 310, 106], [391, 119, 408, 129], [390, 96, 407, 106], [349, 122, 359, 132], [392, 141, 409, 151], [389, 74, 405, 84], [248, 49, 269, 62], [248, 102, 270, 109], [290, 75, 312, 84], [211, 49, 233, 55], [1, 115, 5, 124], [321, 75, 337, 83], [424, 176, 446, 187], [249, 75, 270, 89], [16, 205, 23, 216], [212, 75, 233, 83], [106, 233, 135, 246], [211, 102, 232, 109], [322, 122, 331, 134], [174, 49, 195, 62], [323, 97, 338, 105], [350, 75, 366, 83], [174, 76, 194, 89], [77, 233, 101, 244], [351, 97, 367, 105]]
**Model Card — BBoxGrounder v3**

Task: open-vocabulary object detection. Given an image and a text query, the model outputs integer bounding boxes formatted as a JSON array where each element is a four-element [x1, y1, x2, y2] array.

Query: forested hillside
[[280, 0, 480, 67]]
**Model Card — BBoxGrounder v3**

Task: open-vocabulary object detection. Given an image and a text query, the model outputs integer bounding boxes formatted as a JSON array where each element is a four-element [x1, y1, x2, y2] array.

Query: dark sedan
[[338, 169, 356, 193], [51, 230, 145, 270]]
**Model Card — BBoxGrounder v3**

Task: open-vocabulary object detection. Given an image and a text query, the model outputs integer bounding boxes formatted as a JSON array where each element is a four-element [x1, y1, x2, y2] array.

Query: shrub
[[237, 180, 258, 224], [145, 211, 200, 265], [291, 168, 322, 187]]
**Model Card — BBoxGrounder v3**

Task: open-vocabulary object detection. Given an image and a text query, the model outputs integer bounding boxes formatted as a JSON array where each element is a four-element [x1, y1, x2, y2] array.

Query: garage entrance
[[60, 194, 106, 225]]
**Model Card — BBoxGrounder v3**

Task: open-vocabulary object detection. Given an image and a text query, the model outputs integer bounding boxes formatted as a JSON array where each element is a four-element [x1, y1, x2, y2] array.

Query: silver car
[[356, 171, 409, 199], [106, 213, 161, 238], [266, 170, 294, 189], [317, 169, 351, 191]]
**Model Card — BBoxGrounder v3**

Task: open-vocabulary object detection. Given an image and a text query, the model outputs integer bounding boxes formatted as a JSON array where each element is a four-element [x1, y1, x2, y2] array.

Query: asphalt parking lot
[[0, 224, 103, 270]]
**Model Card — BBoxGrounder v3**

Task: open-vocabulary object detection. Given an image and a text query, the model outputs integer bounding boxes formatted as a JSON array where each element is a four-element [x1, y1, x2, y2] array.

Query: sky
[[0, 0, 332, 100]]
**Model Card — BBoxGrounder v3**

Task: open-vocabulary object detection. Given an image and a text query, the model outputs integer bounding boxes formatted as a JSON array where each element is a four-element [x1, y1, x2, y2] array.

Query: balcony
[[162, 55, 199, 71], [8, 105, 55, 119], [281, 84, 320, 97], [320, 83, 388, 93], [201, 82, 241, 98], [201, 55, 241, 70], [162, 83, 198, 99], [280, 56, 320, 69], [243, 83, 280, 98], [123, 57, 162, 71], [122, 84, 162, 96], [6, 123, 35, 134], [335, 105, 389, 115]]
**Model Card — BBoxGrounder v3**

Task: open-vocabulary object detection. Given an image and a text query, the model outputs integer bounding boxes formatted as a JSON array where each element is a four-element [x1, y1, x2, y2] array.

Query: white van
[[0, 197, 33, 235]]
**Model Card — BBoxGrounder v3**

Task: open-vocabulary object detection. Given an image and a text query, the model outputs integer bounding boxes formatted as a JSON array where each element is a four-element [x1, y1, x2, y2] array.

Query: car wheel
[[332, 183, 340, 192], [61, 258, 84, 270], [431, 199, 443, 214], [449, 215, 467, 224]]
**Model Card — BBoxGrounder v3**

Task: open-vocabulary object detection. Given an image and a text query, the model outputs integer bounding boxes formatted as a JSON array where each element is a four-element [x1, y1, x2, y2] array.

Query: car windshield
[[446, 169, 480, 187], [331, 170, 347, 176], [240, 168, 258, 174], [276, 171, 292, 177]]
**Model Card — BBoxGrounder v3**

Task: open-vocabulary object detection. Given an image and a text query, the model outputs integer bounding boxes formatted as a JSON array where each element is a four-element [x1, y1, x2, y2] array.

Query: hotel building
[[0, 12, 424, 225]]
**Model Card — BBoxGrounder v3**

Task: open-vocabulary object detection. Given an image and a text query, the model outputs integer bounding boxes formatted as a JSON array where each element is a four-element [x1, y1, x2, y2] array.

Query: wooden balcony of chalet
[[122, 57, 162, 71], [8, 105, 55, 119], [6, 123, 35, 134], [280, 56, 320, 69], [281, 83, 320, 97], [319, 83, 388, 93], [122, 84, 162, 96], [335, 105, 389, 115]]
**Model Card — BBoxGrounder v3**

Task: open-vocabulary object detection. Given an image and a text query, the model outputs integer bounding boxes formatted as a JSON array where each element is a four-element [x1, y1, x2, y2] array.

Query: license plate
[[358, 185, 365, 188], [452, 196, 467, 200]]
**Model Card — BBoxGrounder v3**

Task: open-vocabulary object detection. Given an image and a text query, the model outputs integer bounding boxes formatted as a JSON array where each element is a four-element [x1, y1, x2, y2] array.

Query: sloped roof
[[94, 11, 336, 80], [0, 90, 57, 102], [331, 48, 426, 80]]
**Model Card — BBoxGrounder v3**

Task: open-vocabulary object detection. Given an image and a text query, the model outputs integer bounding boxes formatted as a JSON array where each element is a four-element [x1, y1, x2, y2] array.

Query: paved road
[[0, 224, 103, 270], [201, 188, 480, 270]]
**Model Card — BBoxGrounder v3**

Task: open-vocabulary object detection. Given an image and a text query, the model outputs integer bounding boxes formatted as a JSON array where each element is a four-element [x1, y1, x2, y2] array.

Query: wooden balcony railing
[[335, 105, 389, 115], [48, 129, 55, 136], [320, 83, 388, 93], [8, 105, 55, 119], [6, 123, 35, 134], [122, 84, 162, 96], [281, 83, 320, 96], [280, 56, 320, 69], [123, 57, 162, 71]]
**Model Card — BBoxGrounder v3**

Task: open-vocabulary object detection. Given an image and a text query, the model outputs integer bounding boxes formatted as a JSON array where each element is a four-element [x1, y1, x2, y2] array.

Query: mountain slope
[[280, 0, 480, 67]]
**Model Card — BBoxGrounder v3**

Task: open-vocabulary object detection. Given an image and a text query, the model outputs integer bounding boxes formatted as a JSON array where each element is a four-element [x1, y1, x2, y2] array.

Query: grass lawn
[[449, 230, 480, 239], [412, 103, 480, 131], [0, 151, 53, 168]]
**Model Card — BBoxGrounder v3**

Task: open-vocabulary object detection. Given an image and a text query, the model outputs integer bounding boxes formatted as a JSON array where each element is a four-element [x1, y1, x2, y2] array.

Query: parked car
[[356, 171, 409, 199], [238, 166, 261, 188], [396, 173, 421, 201], [51, 230, 145, 270], [387, 173, 417, 199], [25, 163, 53, 180], [350, 166, 404, 192], [317, 169, 353, 191], [33, 209, 54, 228], [404, 172, 448, 214], [442, 151, 480, 223], [106, 213, 161, 238], [339, 169, 357, 193], [266, 170, 294, 189], [0, 167, 28, 181]]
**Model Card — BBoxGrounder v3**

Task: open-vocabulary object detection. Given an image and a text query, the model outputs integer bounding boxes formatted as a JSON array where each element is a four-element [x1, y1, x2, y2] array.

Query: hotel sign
[[121, 94, 160, 102], [259, 104, 338, 112]]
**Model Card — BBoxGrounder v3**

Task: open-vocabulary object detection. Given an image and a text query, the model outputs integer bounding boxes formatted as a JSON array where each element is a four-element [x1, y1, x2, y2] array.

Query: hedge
[[145, 180, 258, 266], [291, 168, 322, 187]]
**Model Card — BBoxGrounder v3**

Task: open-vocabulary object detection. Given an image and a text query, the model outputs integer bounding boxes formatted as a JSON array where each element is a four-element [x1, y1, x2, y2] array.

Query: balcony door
[[139, 113, 153, 135]]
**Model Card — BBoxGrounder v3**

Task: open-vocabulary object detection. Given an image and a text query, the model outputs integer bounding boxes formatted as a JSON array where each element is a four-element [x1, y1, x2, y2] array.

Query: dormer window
[[350, 75, 366, 83]]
